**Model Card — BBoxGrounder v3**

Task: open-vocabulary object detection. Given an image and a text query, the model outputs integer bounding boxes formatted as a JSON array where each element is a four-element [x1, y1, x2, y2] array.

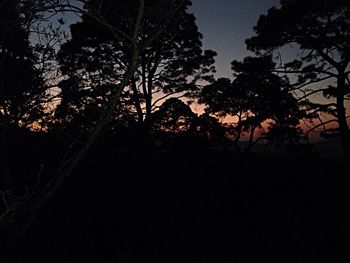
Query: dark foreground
[[6, 145, 348, 262]]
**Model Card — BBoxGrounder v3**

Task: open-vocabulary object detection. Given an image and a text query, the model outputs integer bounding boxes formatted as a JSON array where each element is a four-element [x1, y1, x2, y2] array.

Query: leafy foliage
[[246, 0, 350, 54], [57, 0, 216, 131], [246, 0, 350, 156], [0, 0, 46, 128], [151, 98, 195, 133], [200, 56, 306, 149]]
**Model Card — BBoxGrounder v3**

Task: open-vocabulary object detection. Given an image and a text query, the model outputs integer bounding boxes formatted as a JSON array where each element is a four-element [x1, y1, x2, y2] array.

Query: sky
[[189, 0, 280, 78]]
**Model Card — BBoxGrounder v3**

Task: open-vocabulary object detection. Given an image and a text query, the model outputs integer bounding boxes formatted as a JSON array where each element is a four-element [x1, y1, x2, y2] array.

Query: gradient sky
[[190, 0, 280, 78]]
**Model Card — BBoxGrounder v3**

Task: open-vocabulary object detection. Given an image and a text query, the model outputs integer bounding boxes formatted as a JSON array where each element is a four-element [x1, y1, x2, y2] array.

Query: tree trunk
[[145, 78, 152, 125], [244, 126, 256, 154], [140, 59, 152, 129], [131, 78, 144, 123], [336, 74, 350, 163], [144, 94, 152, 126], [233, 112, 243, 153]]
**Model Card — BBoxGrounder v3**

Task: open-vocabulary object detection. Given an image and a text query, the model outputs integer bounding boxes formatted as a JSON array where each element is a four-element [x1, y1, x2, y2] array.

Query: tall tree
[[0, 0, 48, 188], [1, 1, 195, 261], [246, 0, 350, 160], [200, 56, 305, 152], [57, 0, 216, 133]]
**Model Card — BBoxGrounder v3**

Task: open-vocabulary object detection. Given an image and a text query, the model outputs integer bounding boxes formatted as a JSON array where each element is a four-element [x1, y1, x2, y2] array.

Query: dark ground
[[8, 140, 349, 263]]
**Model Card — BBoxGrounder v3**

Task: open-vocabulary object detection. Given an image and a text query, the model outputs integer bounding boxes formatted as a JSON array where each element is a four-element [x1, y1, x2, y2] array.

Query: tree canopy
[[1, 1, 348, 262], [200, 56, 306, 151], [57, 0, 216, 133], [246, 0, 350, 158], [0, 0, 46, 128]]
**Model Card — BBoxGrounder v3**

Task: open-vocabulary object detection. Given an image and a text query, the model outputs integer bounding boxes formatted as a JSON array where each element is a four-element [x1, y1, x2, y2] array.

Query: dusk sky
[[190, 0, 280, 78]]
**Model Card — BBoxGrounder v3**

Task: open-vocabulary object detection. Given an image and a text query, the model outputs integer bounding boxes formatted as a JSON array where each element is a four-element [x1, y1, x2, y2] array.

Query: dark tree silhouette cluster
[[246, 0, 350, 160], [56, 0, 216, 135], [0, 0, 348, 262], [200, 56, 308, 152]]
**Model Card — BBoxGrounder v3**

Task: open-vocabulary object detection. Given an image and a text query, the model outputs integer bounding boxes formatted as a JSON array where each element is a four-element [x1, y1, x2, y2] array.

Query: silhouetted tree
[[0, 1, 70, 259], [144, 98, 228, 151], [189, 113, 228, 144], [0, 0, 50, 189], [0, 1, 194, 261], [246, 0, 350, 160], [57, 0, 216, 133], [200, 56, 305, 152], [151, 98, 195, 134]]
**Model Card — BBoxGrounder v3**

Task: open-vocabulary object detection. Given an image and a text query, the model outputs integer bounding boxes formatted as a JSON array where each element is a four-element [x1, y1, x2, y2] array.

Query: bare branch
[[151, 91, 185, 108], [274, 68, 338, 78], [316, 48, 341, 71], [297, 87, 333, 101], [305, 118, 342, 135], [290, 75, 334, 91]]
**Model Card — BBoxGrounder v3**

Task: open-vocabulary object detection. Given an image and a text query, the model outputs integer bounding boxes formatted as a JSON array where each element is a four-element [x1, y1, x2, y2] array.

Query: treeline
[[0, 0, 349, 261]]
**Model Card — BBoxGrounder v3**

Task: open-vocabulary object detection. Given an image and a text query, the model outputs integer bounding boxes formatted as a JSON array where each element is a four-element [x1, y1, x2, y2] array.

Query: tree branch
[[151, 91, 185, 108], [274, 68, 338, 78], [290, 75, 334, 91], [141, 0, 186, 52], [316, 48, 341, 71], [305, 118, 343, 136], [297, 87, 333, 101]]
